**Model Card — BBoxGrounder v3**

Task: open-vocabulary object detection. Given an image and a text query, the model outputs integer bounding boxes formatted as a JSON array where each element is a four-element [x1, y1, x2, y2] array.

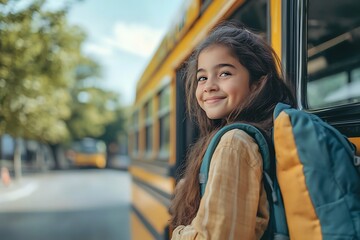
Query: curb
[[0, 180, 38, 203]]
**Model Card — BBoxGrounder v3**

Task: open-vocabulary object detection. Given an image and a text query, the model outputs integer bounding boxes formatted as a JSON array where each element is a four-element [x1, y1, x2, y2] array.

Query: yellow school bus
[[128, 0, 360, 239], [69, 138, 107, 169]]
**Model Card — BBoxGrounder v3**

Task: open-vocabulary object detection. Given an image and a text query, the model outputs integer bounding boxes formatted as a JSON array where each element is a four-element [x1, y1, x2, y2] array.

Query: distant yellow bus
[[128, 0, 360, 239], [69, 138, 107, 169]]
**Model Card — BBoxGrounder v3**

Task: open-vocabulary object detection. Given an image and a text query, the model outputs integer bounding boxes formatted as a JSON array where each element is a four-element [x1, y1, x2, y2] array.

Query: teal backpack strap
[[199, 123, 271, 196], [274, 102, 290, 118], [199, 122, 289, 240]]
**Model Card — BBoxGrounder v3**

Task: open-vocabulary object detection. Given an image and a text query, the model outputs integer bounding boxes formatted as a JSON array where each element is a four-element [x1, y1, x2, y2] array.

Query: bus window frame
[[282, 0, 360, 131], [157, 86, 171, 160]]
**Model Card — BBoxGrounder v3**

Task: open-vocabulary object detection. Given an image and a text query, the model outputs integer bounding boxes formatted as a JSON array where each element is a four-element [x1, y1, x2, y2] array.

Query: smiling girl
[[169, 22, 295, 239]]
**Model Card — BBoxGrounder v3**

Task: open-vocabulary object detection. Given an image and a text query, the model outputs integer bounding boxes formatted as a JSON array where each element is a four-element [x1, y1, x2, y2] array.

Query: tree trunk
[[49, 144, 67, 170], [36, 144, 47, 172], [50, 144, 60, 170], [14, 138, 22, 181]]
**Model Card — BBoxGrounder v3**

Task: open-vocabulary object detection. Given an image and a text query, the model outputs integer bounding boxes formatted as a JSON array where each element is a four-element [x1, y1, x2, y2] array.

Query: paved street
[[0, 169, 131, 240]]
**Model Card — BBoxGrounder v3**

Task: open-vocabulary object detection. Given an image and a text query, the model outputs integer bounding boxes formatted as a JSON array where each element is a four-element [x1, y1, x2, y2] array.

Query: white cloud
[[106, 22, 164, 58], [81, 22, 164, 60], [83, 43, 113, 57]]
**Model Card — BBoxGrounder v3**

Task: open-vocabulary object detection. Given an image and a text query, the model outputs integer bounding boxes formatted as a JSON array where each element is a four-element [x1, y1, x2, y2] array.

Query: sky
[[66, 0, 184, 106]]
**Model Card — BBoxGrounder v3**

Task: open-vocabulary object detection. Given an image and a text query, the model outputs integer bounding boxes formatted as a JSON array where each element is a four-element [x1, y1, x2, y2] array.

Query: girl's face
[[195, 44, 252, 119]]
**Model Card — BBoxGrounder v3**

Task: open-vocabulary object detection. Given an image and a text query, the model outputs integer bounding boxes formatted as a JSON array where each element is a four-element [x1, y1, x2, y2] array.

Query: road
[[0, 169, 131, 240]]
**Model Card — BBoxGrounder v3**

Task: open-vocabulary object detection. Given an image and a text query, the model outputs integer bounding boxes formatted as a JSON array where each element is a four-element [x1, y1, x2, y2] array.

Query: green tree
[[67, 86, 119, 141], [100, 106, 127, 146], [0, 0, 127, 171], [0, 0, 84, 143]]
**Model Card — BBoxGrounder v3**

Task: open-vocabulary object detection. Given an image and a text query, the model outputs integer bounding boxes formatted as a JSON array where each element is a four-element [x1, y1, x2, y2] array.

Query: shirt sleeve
[[171, 129, 269, 240]]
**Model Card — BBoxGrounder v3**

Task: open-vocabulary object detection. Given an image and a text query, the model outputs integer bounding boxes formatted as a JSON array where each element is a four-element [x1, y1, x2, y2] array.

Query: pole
[[14, 138, 22, 181]]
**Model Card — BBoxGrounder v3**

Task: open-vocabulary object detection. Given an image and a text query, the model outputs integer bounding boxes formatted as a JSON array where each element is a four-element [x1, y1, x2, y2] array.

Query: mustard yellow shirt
[[172, 129, 269, 240]]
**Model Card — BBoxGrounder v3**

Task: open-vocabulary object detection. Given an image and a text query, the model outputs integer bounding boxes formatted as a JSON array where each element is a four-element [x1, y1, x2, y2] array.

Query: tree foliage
[[0, 0, 125, 145], [100, 106, 127, 146], [67, 85, 119, 141]]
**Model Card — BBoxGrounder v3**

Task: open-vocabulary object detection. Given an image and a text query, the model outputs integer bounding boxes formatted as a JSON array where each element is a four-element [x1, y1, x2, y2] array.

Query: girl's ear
[[250, 75, 267, 92]]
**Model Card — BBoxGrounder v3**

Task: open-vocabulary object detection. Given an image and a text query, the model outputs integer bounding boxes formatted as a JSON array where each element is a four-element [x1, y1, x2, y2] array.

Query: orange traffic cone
[[1, 167, 11, 186]]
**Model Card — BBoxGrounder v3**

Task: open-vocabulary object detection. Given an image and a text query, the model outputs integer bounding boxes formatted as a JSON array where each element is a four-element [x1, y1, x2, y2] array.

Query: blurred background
[[0, 0, 181, 239]]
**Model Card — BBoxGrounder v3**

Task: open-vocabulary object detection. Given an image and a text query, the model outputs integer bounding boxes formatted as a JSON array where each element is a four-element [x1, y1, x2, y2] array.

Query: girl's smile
[[204, 96, 226, 104]]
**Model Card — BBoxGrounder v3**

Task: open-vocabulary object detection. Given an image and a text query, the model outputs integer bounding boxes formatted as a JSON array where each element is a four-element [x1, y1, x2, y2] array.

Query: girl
[[170, 22, 295, 239]]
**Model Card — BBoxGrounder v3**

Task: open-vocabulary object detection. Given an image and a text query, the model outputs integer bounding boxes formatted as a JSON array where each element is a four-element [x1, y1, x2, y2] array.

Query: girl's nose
[[204, 77, 219, 92]]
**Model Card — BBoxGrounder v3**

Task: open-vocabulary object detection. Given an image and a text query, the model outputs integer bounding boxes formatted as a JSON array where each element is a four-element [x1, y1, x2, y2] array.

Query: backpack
[[199, 102, 360, 240]]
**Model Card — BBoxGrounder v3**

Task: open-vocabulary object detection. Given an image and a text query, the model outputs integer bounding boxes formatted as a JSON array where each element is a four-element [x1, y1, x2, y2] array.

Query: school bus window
[[159, 86, 170, 110], [145, 125, 152, 155], [306, 0, 360, 109], [351, 67, 360, 83], [145, 100, 153, 119], [144, 100, 153, 156], [307, 72, 348, 108], [134, 131, 139, 154], [228, 0, 267, 38], [159, 115, 170, 156], [132, 111, 139, 155], [158, 86, 170, 159]]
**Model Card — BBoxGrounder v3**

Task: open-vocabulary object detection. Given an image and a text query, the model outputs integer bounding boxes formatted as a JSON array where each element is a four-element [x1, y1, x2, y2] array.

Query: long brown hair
[[170, 22, 295, 227]]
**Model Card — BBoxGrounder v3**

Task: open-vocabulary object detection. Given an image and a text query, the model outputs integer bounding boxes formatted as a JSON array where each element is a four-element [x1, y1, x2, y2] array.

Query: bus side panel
[[131, 213, 155, 240]]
